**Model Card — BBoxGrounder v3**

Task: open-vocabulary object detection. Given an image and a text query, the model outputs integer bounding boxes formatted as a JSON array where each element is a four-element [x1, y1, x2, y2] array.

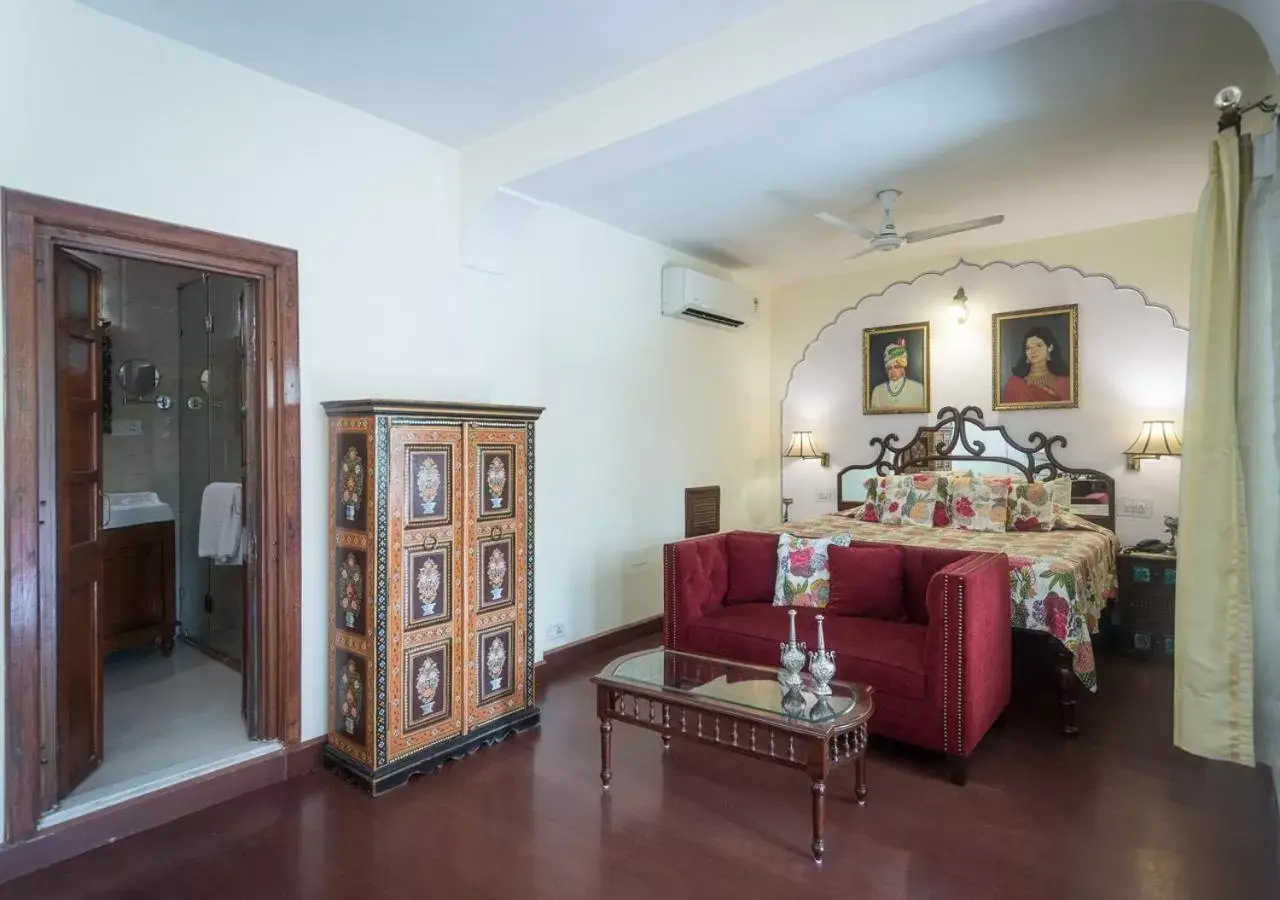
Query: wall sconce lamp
[[783, 430, 830, 467], [950, 287, 970, 324], [1124, 420, 1182, 471]]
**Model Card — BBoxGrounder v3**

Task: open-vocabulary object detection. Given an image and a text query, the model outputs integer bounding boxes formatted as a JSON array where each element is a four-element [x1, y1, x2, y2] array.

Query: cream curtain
[[1239, 123, 1279, 771], [1175, 129, 1255, 765]]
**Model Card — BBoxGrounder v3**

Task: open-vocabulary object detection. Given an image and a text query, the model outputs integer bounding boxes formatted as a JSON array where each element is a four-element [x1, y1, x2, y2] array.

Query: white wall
[[779, 260, 1188, 545], [0, 0, 774, 824]]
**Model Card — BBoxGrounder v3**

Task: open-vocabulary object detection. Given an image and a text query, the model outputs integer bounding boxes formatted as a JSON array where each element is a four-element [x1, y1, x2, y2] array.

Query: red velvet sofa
[[662, 531, 1012, 784]]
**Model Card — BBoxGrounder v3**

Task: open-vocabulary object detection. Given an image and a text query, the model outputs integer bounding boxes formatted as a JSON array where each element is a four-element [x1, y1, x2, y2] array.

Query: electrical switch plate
[[114, 418, 143, 436], [815, 490, 835, 503], [1118, 498, 1153, 518]]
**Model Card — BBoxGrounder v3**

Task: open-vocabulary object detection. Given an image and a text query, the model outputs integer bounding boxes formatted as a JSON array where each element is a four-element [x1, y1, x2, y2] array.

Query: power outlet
[[1118, 498, 1154, 518], [546, 623, 565, 643], [815, 490, 835, 503]]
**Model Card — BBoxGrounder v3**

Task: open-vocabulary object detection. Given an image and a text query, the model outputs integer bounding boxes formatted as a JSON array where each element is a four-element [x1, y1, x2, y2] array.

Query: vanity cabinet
[[322, 400, 542, 795], [100, 521, 176, 656]]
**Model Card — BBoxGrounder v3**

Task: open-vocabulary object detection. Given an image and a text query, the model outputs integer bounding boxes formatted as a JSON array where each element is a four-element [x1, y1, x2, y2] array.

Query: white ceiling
[[76, 0, 777, 147], [513, 3, 1273, 284]]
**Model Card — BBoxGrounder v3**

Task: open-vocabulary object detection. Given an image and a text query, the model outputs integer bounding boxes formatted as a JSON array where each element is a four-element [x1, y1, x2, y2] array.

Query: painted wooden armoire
[[322, 400, 543, 794]]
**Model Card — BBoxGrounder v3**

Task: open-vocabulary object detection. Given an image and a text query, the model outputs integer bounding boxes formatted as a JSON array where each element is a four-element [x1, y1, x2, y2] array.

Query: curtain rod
[[1216, 85, 1277, 132]]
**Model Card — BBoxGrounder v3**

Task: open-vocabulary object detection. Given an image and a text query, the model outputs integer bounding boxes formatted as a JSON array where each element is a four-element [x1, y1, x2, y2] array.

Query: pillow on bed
[[901, 474, 941, 528], [949, 478, 1010, 532], [1047, 477, 1073, 529], [1010, 482, 1054, 532], [877, 475, 913, 525], [773, 532, 853, 607]]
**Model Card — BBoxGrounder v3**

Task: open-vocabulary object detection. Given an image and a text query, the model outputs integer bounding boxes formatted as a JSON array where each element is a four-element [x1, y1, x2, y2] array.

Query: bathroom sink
[[103, 492, 174, 530]]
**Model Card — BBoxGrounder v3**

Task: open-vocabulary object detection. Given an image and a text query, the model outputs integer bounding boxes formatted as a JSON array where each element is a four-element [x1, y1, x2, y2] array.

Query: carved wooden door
[[50, 247, 104, 799], [462, 423, 529, 732], [386, 422, 465, 763]]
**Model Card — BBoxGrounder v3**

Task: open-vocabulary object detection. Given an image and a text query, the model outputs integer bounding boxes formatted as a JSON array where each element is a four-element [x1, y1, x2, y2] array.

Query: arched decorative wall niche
[[780, 260, 1188, 545]]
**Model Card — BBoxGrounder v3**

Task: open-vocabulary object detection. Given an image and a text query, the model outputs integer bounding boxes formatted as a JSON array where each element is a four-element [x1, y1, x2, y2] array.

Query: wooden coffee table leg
[[810, 775, 826, 862], [855, 724, 868, 806], [599, 718, 613, 789]]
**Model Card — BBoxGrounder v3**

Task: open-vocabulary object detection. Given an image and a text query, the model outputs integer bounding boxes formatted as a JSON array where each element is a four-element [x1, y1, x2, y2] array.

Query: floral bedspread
[[759, 513, 1119, 690]]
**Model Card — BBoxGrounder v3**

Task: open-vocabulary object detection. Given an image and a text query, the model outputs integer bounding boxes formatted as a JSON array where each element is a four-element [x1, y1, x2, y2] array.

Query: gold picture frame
[[991, 304, 1079, 410], [862, 321, 931, 415]]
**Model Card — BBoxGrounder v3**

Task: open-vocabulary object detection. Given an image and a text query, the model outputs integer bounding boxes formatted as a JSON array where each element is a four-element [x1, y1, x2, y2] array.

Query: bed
[[775, 406, 1119, 736]]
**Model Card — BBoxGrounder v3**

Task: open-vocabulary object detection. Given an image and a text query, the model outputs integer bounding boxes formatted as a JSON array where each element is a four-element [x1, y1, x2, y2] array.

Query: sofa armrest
[[662, 534, 729, 649], [925, 552, 1012, 758]]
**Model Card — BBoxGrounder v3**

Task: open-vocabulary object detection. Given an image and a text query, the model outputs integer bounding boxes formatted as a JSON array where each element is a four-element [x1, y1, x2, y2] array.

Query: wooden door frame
[[2, 190, 302, 843]]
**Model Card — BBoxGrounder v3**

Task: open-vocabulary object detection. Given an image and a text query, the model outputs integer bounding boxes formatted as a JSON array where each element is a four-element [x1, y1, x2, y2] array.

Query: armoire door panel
[[387, 424, 465, 762], [464, 425, 529, 731]]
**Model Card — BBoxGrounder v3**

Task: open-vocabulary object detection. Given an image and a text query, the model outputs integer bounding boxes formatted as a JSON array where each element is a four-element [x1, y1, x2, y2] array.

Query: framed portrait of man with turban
[[863, 321, 930, 415]]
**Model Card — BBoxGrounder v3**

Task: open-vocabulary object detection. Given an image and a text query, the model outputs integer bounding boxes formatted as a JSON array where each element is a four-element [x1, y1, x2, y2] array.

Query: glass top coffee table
[[591, 648, 874, 863]]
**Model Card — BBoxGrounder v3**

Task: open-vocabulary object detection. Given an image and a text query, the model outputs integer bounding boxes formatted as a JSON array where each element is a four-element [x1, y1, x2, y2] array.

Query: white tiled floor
[[50, 644, 272, 824]]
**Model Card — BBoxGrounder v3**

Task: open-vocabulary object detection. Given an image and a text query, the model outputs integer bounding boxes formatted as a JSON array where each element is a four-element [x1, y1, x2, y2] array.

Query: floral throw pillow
[[1047, 477, 1073, 529], [877, 475, 913, 525], [858, 477, 882, 522], [1010, 482, 1054, 532], [949, 479, 1010, 532], [773, 532, 853, 607], [901, 473, 940, 528]]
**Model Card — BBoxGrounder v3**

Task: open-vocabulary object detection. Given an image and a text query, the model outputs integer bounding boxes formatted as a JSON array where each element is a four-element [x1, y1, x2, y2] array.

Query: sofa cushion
[[900, 546, 971, 625], [772, 532, 852, 608], [827, 544, 907, 621], [724, 531, 778, 604], [683, 606, 927, 701]]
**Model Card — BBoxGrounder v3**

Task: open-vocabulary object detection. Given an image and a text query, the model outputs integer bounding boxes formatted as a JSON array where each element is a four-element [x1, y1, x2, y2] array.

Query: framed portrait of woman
[[863, 321, 930, 415], [991, 304, 1078, 410]]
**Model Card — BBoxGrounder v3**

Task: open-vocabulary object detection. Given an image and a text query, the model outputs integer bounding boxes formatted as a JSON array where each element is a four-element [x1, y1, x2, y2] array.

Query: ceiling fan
[[815, 189, 1005, 260]]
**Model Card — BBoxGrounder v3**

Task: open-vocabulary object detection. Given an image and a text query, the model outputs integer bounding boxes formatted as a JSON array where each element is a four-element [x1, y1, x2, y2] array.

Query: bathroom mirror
[[119, 359, 160, 397]]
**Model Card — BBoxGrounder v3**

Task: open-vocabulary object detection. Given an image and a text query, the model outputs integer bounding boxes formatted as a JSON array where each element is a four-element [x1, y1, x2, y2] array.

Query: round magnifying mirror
[[118, 359, 160, 397]]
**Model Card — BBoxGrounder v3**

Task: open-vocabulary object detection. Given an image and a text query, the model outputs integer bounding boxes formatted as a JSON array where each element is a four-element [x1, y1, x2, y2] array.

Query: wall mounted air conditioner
[[661, 266, 758, 330]]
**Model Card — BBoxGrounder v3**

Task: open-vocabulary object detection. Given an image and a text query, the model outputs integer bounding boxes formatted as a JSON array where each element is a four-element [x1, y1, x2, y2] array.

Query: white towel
[[199, 482, 243, 563]]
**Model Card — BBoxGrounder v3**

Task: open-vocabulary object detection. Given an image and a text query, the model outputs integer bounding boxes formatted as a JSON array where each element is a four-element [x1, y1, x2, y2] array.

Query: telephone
[[1133, 539, 1170, 554]]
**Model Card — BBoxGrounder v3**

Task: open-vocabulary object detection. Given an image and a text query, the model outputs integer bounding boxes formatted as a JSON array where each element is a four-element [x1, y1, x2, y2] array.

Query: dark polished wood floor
[[4, 636, 1276, 900]]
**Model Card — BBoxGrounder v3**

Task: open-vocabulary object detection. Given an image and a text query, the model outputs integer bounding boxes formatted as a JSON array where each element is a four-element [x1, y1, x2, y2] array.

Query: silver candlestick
[[779, 609, 807, 688], [808, 614, 836, 697]]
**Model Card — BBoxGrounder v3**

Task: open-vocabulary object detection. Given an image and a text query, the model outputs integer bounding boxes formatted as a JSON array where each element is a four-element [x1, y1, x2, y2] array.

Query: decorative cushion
[[828, 544, 907, 621], [949, 477, 1010, 532], [1009, 482, 1054, 532], [877, 475, 913, 525], [1047, 477, 1073, 529], [858, 477, 882, 521], [901, 474, 940, 528], [724, 531, 779, 604], [773, 532, 853, 607]]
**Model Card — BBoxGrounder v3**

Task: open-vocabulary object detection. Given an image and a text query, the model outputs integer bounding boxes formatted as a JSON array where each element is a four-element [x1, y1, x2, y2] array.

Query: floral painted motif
[[762, 512, 1118, 691], [338, 552, 363, 629], [772, 532, 853, 607], [415, 655, 441, 716], [416, 456, 442, 514], [416, 557, 441, 616], [486, 547, 508, 601], [486, 456, 507, 509], [339, 445, 364, 522], [338, 657, 363, 736], [486, 637, 507, 691]]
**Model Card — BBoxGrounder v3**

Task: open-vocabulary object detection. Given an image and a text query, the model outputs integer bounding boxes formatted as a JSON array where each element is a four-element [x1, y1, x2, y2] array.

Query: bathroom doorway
[[2, 190, 302, 844], [46, 253, 257, 820]]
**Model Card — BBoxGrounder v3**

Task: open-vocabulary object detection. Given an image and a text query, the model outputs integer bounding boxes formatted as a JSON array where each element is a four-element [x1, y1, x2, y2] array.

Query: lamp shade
[[783, 431, 824, 459], [1125, 420, 1182, 458]]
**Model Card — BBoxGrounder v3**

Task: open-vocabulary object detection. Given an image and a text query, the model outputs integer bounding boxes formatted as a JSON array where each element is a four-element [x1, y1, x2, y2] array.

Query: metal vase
[[779, 608, 807, 687], [808, 614, 837, 697]]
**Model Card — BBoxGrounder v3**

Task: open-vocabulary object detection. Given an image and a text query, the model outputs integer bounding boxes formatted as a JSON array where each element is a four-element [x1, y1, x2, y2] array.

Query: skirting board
[[535, 614, 662, 695], [0, 736, 326, 886]]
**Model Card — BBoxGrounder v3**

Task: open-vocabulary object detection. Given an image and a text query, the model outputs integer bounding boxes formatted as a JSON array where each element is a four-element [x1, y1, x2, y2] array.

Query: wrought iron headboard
[[835, 406, 1116, 532]]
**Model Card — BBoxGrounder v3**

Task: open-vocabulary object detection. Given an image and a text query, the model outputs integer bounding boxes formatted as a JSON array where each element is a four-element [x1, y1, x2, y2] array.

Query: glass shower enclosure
[[177, 274, 247, 663]]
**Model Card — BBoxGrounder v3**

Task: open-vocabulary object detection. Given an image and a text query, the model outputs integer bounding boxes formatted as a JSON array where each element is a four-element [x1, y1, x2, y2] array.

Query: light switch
[[1118, 498, 1153, 518], [815, 490, 835, 503], [113, 419, 143, 436]]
